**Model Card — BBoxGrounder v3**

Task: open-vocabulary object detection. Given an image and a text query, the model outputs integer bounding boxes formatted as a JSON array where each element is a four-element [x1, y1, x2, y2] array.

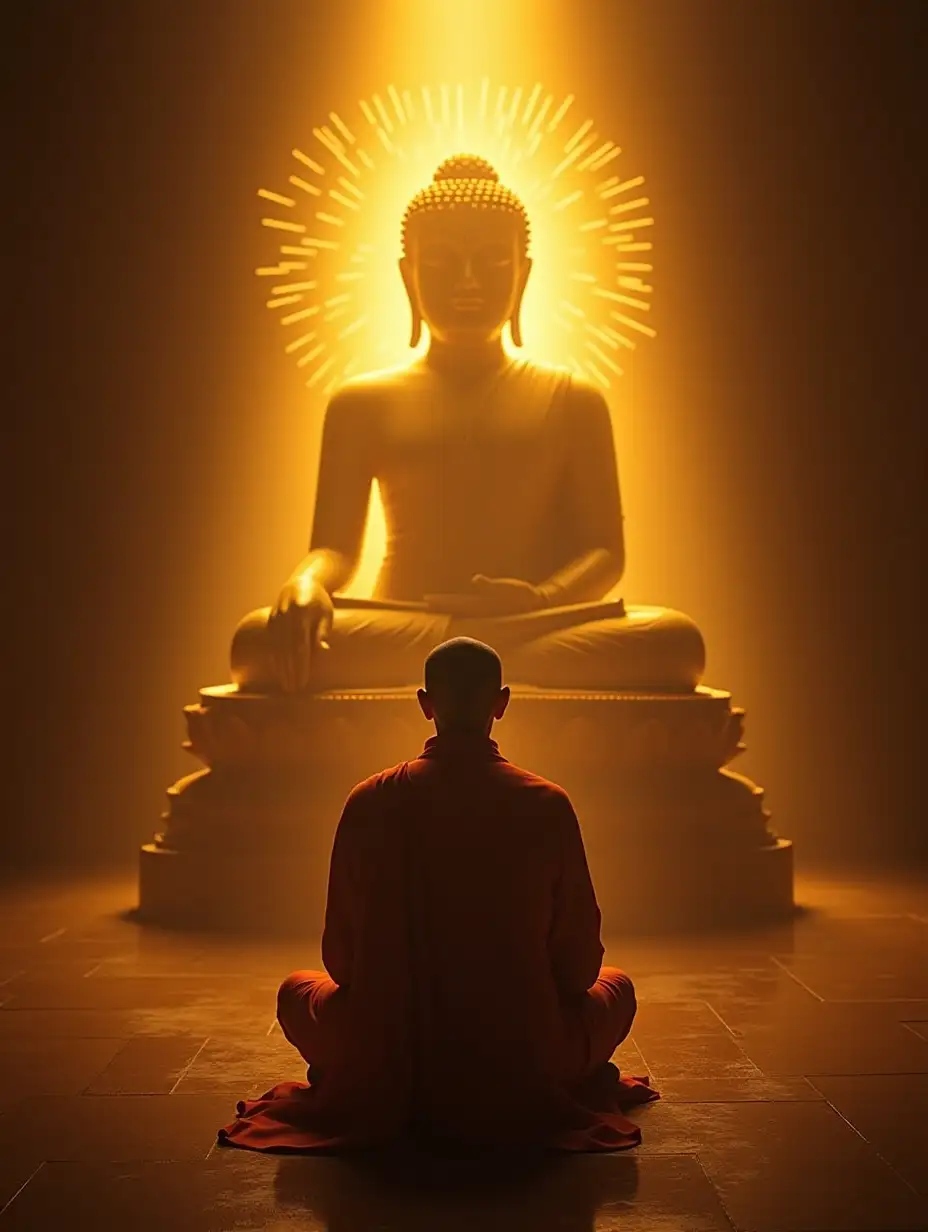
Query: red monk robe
[[219, 732, 658, 1152]]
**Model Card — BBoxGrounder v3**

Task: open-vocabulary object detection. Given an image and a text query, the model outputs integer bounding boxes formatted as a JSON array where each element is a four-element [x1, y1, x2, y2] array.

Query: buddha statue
[[231, 155, 705, 696], [139, 155, 793, 934]]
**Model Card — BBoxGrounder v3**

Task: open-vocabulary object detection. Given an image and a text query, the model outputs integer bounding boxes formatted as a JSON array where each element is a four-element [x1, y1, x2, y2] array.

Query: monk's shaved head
[[420, 638, 508, 732]]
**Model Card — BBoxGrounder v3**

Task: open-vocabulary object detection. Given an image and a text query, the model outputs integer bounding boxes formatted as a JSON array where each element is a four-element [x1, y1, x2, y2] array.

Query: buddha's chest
[[375, 387, 565, 496]]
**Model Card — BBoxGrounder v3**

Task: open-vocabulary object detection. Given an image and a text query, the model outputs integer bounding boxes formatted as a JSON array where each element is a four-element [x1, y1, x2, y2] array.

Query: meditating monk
[[219, 637, 658, 1153], [230, 154, 704, 695]]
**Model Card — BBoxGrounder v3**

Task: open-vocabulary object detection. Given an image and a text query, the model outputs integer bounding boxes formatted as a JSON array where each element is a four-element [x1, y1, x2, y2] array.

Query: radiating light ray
[[289, 175, 322, 196], [607, 239, 653, 251], [307, 356, 337, 386], [547, 94, 574, 132], [600, 175, 645, 199], [587, 146, 622, 173], [330, 190, 361, 211], [610, 197, 650, 214], [577, 141, 613, 172], [255, 264, 305, 276], [593, 288, 651, 312], [262, 218, 305, 233], [258, 189, 296, 208], [610, 311, 657, 338], [330, 113, 356, 144], [552, 134, 599, 179], [314, 127, 360, 177], [285, 331, 317, 354], [553, 190, 584, 211], [586, 360, 610, 387], [373, 94, 393, 134], [564, 119, 594, 153], [271, 281, 318, 294], [529, 94, 553, 137], [297, 342, 325, 367], [387, 86, 406, 125], [522, 82, 542, 125], [259, 80, 655, 396], [281, 305, 320, 325], [292, 149, 325, 174], [301, 236, 339, 251]]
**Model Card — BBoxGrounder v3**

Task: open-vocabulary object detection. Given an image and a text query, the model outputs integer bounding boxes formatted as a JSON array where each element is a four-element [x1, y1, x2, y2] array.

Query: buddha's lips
[[450, 298, 485, 311]]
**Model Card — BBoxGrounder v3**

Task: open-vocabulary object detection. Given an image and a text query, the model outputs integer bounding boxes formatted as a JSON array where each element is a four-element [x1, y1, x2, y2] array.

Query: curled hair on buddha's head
[[401, 153, 531, 258]]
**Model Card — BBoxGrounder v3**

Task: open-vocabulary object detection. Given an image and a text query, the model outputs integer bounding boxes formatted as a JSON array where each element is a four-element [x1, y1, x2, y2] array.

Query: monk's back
[[343, 743, 580, 1131]]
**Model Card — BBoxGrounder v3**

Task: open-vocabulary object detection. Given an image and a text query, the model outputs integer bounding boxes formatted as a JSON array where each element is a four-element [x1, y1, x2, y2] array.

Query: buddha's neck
[[425, 336, 511, 380]]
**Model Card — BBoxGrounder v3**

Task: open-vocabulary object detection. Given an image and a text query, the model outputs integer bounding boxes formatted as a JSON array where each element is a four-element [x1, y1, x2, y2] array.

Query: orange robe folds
[[219, 733, 657, 1152]]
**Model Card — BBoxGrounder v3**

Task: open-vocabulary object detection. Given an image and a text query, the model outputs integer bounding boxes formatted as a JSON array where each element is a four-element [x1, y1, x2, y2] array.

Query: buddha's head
[[400, 154, 532, 348]]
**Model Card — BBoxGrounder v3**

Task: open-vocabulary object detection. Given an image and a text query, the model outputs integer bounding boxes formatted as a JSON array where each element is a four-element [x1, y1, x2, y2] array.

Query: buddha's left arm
[[537, 381, 625, 605]]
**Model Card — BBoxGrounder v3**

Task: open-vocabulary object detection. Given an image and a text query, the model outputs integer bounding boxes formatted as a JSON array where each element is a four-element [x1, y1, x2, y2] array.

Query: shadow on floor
[[272, 1149, 638, 1231]]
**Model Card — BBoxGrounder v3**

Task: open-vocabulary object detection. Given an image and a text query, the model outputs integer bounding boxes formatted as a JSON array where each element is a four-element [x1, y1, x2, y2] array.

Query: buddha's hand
[[268, 575, 334, 692], [470, 574, 547, 616]]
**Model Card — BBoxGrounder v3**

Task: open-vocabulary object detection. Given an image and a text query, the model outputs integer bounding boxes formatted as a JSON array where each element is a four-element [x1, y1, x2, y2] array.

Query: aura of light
[[257, 80, 656, 596]]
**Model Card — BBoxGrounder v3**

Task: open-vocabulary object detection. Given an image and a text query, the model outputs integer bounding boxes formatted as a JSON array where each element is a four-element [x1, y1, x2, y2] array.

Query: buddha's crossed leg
[[232, 602, 704, 694]]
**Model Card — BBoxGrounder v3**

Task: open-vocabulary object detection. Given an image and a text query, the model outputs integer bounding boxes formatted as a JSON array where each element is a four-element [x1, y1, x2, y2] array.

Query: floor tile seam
[[691, 1152, 738, 1231], [768, 955, 825, 1002], [807, 1082, 925, 1200], [802, 1068, 928, 1078], [0, 1160, 45, 1215], [168, 1038, 212, 1095]]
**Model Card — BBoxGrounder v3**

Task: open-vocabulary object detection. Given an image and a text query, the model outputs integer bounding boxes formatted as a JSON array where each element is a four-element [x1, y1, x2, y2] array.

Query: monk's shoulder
[[498, 762, 575, 815], [346, 762, 407, 801]]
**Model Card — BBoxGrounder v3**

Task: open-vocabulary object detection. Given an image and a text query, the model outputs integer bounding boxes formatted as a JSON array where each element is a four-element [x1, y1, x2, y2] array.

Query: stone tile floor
[[0, 868, 925, 1230]]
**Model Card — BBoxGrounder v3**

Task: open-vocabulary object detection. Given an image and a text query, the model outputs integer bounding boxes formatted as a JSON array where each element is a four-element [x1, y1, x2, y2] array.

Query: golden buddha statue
[[231, 154, 705, 694], [140, 155, 794, 934]]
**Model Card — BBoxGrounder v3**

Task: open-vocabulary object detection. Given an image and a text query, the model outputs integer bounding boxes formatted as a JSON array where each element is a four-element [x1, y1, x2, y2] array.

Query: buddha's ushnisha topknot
[[401, 154, 530, 256]]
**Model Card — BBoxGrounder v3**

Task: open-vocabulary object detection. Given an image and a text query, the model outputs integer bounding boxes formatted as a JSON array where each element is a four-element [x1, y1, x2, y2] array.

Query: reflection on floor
[[0, 869, 925, 1231]]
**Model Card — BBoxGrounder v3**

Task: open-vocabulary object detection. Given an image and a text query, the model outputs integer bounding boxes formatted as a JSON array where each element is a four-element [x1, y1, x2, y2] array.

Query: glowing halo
[[255, 80, 656, 397]]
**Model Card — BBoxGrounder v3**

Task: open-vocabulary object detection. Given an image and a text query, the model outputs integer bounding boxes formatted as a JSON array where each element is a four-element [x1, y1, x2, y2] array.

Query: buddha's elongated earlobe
[[409, 308, 423, 348], [509, 257, 532, 349], [399, 255, 422, 348], [509, 307, 524, 348]]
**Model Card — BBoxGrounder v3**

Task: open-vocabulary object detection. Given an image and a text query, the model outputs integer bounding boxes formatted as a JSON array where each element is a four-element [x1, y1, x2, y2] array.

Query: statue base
[[137, 685, 795, 935]]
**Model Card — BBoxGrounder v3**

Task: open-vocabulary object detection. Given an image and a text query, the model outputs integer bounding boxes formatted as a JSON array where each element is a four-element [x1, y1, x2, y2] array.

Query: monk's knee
[[600, 966, 637, 1008], [276, 969, 317, 1022]]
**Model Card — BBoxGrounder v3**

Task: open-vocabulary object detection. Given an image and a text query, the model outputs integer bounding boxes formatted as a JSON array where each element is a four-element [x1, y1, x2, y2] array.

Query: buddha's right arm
[[291, 386, 377, 595]]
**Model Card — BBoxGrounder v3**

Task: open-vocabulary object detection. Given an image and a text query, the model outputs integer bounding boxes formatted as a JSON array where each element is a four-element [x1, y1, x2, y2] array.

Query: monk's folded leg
[[578, 966, 637, 1076], [276, 970, 347, 1074]]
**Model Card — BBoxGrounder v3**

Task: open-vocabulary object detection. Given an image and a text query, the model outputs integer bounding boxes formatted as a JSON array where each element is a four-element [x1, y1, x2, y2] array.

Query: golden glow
[[256, 79, 656, 396]]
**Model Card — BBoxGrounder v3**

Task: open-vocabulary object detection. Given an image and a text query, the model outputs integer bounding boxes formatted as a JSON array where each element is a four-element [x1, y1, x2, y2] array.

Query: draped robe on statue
[[218, 734, 658, 1153], [231, 358, 706, 694]]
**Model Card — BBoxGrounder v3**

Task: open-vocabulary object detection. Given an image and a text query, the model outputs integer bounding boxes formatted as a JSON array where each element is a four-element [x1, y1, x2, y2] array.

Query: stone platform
[[138, 684, 793, 934]]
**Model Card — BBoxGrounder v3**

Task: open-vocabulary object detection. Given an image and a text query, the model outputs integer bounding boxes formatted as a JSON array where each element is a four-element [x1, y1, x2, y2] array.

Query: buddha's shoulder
[[327, 362, 424, 405], [512, 361, 610, 407]]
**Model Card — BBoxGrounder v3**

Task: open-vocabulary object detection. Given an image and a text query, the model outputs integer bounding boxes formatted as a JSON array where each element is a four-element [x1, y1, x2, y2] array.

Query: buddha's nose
[[459, 257, 480, 288]]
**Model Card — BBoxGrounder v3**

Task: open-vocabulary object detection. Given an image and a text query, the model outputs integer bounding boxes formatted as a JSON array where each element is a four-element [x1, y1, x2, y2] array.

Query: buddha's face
[[401, 210, 531, 346]]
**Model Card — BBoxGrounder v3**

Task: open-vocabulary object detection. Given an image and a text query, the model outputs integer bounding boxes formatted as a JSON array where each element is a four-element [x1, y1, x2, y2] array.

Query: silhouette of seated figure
[[218, 638, 658, 1153], [230, 155, 705, 696]]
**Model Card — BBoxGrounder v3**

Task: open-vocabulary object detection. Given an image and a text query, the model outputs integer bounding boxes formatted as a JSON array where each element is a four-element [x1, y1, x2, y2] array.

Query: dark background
[[5, 1, 924, 871]]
